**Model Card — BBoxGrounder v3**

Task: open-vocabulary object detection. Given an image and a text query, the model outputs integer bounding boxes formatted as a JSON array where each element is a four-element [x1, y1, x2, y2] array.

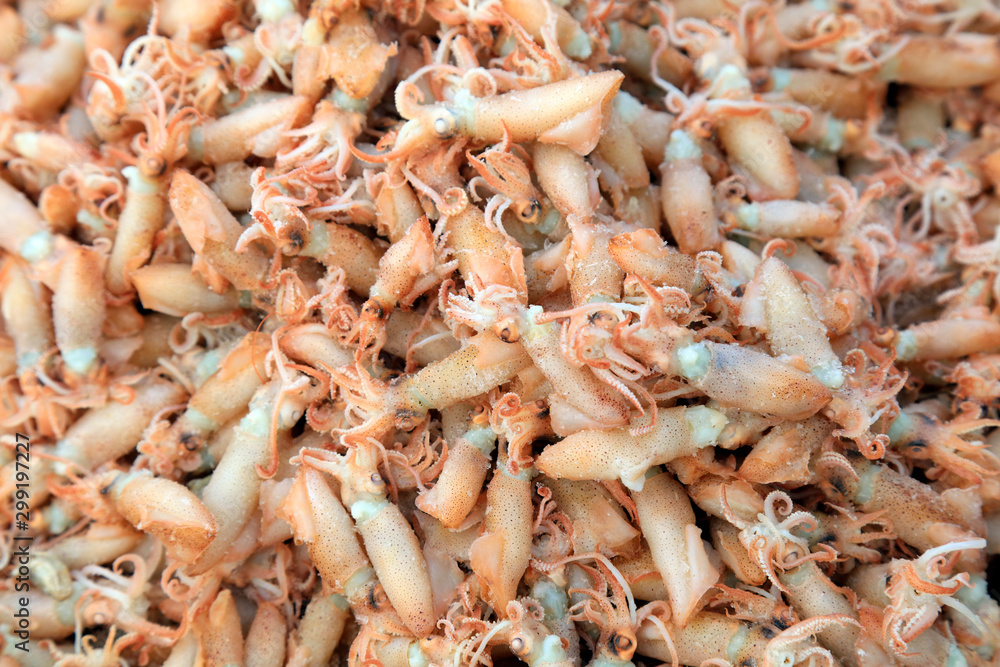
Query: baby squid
[[660, 129, 721, 255], [878, 33, 1000, 88], [522, 314, 631, 432], [196, 589, 244, 667], [170, 170, 271, 292], [372, 329, 532, 434], [501, 0, 591, 59], [777, 560, 894, 667], [711, 66, 799, 201], [364, 70, 625, 160], [1, 26, 86, 121], [502, 600, 576, 667], [142, 332, 270, 468], [4, 0, 1000, 664], [566, 224, 624, 307], [245, 602, 287, 667], [542, 479, 640, 557], [532, 142, 597, 231], [106, 470, 217, 564], [0, 179, 59, 276], [845, 542, 983, 663], [594, 107, 650, 193], [416, 404, 495, 529], [722, 198, 842, 238], [52, 376, 188, 471], [301, 222, 384, 297], [672, 340, 833, 419], [633, 470, 719, 627], [132, 264, 241, 317], [188, 374, 313, 574], [821, 451, 984, 567], [636, 610, 781, 667], [298, 440, 436, 636], [53, 244, 106, 376], [290, 593, 351, 667], [349, 215, 448, 361], [886, 407, 1000, 483], [741, 256, 845, 389], [607, 20, 692, 88], [280, 465, 403, 630], [188, 95, 313, 165], [612, 92, 674, 169], [607, 230, 704, 294], [471, 449, 534, 618], [895, 316, 1000, 362], [105, 165, 170, 297], [1, 258, 55, 373], [752, 67, 880, 120], [535, 406, 727, 491], [44, 523, 144, 571]]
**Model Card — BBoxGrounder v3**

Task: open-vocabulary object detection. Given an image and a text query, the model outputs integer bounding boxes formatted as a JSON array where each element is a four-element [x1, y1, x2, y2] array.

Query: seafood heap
[[2, 0, 1000, 664]]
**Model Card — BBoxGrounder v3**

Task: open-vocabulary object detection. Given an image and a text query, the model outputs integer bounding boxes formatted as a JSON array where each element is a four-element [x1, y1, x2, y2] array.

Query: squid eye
[[362, 299, 387, 321], [515, 199, 541, 223], [471, 405, 489, 425], [495, 318, 520, 343], [510, 634, 532, 657], [141, 155, 167, 178], [611, 632, 635, 658], [933, 190, 954, 209], [430, 109, 457, 138], [394, 409, 421, 431], [368, 584, 390, 610], [370, 473, 384, 486]]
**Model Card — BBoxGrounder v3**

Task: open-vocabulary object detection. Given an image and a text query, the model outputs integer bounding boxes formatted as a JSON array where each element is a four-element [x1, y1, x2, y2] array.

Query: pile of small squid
[[4, 0, 1000, 665]]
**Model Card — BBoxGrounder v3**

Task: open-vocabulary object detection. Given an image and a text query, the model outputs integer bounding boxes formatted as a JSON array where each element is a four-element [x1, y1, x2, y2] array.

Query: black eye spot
[[366, 584, 391, 612], [497, 322, 520, 343], [610, 633, 633, 654], [362, 299, 386, 320], [829, 476, 849, 497], [517, 199, 540, 223]]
